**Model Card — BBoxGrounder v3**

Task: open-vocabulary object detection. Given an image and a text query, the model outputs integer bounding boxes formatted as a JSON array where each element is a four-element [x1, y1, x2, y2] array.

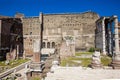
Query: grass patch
[[75, 52, 93, 56], [60, 57, 91, 67], [31, 77, 41, 80], [60, 59, 79, 67], [0, 59, 29, 67], [0, 59, 30, 73], [0, 61, 6, 66], [101, 55, 112, 66], [80, 58, 92, 67], [61, 52, 112, 67], [10, 59, 30, 68]]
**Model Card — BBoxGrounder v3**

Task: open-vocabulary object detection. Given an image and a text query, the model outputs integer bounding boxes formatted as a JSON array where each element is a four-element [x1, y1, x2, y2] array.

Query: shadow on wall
[[0, 18, 23, 61]]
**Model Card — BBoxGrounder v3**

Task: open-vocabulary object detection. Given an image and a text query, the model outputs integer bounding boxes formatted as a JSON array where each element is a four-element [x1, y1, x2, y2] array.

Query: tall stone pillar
[[111, 15, 120, 69], [109, 22, 114, 55], [33, 40, 41, 63], [114, 16, 119, 54], [25, 13, 43, 79], [102, 17, 106, 55], [108, 28, 112, 55]]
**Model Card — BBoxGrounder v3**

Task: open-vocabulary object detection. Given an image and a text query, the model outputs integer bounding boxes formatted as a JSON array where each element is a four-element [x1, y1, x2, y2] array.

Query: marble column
[[102, 17, 106, 55], [108, 28, 112, 55], [111, 15, 120, 69], [114, 16, 119, 54], [109, 22, 113, 55]]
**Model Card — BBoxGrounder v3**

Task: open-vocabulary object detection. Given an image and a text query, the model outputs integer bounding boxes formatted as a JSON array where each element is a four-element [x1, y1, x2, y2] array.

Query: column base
[[33, 52, 41, 63], [90, 62, 103, 69], [110, 54, 120, 69]]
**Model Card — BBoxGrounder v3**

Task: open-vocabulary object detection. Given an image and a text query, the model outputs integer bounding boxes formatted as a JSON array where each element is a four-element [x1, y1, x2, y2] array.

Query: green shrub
[[88, 47, 95, 52], [31, 77, 41, 80]]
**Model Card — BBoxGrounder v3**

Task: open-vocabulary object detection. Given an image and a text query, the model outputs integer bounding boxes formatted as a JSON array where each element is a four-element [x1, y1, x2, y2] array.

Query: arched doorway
[[47, 42, 50, 48], [52, 42, 55, 48], [42, 42, 46, 48]]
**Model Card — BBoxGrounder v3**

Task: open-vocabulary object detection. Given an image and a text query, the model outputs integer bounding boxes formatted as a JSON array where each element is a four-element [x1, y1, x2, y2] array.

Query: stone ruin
[[90, 51, 103, 69], [59, 36, 75, 59], [96, 15, 120, 69]]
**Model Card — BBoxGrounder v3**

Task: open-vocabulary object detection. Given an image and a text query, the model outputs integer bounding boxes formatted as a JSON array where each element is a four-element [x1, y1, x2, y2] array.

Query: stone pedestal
[[33, 52, 41, 63], [25, 38, 44, 79], [110, 54, 120, 69], [60, 36, 75, 59], [91, 51, 103, 69]]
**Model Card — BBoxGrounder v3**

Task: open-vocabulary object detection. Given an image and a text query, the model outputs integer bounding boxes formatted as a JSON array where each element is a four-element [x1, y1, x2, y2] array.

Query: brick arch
[[52, 42, 55, 48], [47, 42, 50, 48], [42, 42, 46, 48]]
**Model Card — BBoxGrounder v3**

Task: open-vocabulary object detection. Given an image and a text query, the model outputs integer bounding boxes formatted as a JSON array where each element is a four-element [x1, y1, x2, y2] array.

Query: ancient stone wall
[[60, 38, 75, 59], [42, 12, 99, 51], [22, 17, 41, 57], [22, 11, 99, 59]]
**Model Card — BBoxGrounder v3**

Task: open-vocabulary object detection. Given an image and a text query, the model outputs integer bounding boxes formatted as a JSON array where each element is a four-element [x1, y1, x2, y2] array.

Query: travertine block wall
[[22, 17, 41, 56], [43, 12, 99, 51], [22, 11, 100, 58], [60, 40, 75, 59]]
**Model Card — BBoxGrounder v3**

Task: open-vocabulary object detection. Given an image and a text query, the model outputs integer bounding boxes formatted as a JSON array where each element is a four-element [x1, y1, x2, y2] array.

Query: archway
[[47, 42, 50, 48], [52, 42, 55, 48], [42, 42, 46, 48]]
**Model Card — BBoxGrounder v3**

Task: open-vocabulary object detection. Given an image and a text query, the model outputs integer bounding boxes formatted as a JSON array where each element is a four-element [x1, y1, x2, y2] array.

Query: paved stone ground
[[45, 67, 120, 80]]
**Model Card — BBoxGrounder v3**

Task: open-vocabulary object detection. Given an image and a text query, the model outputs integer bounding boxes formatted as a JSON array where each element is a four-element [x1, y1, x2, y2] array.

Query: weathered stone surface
[[110, 54, 120, 69], [59, 40, 75, 59], [91, 51, 103, 68], [42, 12, 99, 51], [95, 16, 119, 55], [22, 17, 42, 57], [21, 11, 100, 57]]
